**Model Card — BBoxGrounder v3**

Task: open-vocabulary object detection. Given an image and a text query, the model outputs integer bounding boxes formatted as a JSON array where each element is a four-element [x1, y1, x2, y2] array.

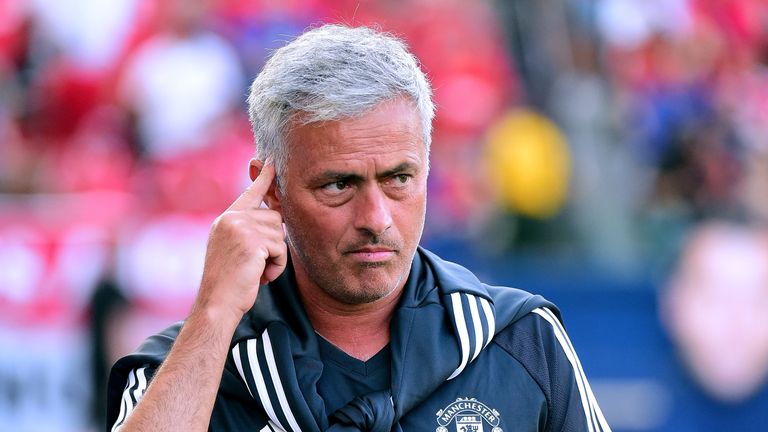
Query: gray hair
[[247, 24, 435, 185]]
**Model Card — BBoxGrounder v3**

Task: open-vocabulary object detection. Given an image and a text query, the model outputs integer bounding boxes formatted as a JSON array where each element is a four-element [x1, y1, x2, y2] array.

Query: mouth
[[345, 247, 398, 263]]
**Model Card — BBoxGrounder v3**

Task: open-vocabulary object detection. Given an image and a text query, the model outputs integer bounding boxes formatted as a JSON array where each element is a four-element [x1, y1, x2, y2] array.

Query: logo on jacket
[[435, 397, 503, 432]]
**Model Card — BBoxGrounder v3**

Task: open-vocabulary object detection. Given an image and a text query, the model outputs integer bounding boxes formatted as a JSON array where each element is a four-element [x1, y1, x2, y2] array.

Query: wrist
[[188, 301, 243, 335]]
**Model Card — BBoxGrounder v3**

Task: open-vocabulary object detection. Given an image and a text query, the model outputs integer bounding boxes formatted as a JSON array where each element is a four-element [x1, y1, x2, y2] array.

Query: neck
[[296, 278, 405, 362]]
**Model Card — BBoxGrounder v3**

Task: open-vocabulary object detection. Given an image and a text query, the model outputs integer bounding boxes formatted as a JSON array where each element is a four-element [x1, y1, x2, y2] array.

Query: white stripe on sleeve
[[262, 330, 302, 432], [133, 368, 148, 404], [533, 308, 599, 432], [448, 292, 471, 380], [479, 298, 496, 347], [110, 369, 134, 432], [111, 367, 148, 432], [247, 338, 285, 431], [232, 344, 254, 398], [259, 420, 279, 432], [468, 294, 484, 361], [538, 307, 611, 432]]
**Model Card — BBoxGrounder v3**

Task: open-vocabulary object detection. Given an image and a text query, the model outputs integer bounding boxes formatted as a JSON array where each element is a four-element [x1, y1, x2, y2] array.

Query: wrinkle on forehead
[[285, 97, 425, 171]]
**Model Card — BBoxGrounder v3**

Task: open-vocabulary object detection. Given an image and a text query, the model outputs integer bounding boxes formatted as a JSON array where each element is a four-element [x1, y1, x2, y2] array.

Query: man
[[107, 24, 610, 432]]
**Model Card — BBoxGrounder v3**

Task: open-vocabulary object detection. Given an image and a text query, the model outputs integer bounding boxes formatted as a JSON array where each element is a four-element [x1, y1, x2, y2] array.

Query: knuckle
[[212, 213, 230, 228], [213, 211, 245, 232], [256, 246, 270, 261]]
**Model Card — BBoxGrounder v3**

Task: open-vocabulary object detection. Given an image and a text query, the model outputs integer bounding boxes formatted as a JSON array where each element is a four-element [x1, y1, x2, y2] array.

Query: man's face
[[277, 97, 427, 305]]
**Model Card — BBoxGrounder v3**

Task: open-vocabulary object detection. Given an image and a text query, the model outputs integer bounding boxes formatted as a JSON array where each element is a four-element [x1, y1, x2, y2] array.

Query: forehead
[[285, 98, 425, 170]]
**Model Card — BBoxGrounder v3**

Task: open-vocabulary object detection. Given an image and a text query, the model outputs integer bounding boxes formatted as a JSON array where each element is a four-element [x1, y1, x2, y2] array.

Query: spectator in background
[[118, 0, 244, 159], [89, 265, 129, 429], [659, 221, 768, 430]]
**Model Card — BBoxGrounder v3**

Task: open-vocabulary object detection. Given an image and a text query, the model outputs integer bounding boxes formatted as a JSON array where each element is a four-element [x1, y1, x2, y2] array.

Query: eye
[[391, 174, 411, 186], [322, 180, 350, 193]]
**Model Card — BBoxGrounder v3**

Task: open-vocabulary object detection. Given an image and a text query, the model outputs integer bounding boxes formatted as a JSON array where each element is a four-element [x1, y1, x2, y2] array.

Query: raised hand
[[196, 161, 287, 324]]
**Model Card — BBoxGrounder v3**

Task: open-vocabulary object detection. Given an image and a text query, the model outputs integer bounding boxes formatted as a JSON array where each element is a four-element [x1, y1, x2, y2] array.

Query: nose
[[353, 184, 393, 237]]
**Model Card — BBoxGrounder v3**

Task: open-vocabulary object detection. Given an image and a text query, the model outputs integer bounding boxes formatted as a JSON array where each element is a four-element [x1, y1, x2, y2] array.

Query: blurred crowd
[[487, 0, 768, 275], [1, 0, 768, 430]]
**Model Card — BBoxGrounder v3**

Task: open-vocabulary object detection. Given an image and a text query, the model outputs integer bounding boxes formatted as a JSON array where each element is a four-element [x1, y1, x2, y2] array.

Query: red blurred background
[[2, 0, 768, 430]]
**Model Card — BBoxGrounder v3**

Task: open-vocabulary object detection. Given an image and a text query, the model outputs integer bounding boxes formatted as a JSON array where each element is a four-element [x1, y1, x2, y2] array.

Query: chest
[[398, 346, 546, 432], [212, 344, 546, 432]]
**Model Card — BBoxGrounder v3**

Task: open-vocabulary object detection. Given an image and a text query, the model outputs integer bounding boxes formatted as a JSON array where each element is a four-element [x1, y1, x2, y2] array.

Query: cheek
[[283, 198, 349, 249], [402, 189, 427, 225], [401, 200, 426, 223]]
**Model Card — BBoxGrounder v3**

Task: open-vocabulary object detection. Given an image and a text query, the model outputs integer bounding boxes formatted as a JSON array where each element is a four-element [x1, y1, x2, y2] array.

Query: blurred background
[[1, 0, 768, 430]]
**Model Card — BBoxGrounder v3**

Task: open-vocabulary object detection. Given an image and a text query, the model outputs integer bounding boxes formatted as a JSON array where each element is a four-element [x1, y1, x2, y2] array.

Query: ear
[[248, 158, 262, 182], [248, 158, 283, 214]]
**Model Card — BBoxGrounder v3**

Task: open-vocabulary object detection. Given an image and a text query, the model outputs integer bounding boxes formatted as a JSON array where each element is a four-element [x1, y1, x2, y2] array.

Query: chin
[[327, 278, 400, 305]]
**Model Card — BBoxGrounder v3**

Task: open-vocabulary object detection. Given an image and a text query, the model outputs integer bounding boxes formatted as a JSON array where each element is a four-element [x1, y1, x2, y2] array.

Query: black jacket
[[107, 247, 610, 431]]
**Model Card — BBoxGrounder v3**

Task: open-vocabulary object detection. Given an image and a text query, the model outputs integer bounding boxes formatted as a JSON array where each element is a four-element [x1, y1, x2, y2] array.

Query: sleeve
[[106, 365, 157, 432], [104, 320, 268, 432], [105, 322, 181, 432], [494, 307, 611, 432]]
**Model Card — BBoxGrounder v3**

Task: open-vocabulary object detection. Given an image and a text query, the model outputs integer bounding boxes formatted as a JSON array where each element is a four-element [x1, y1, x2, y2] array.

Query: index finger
[[228, 161, 277, 211]]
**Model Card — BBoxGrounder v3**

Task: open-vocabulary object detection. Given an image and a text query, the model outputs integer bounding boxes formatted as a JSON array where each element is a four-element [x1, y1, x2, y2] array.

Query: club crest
[[435, 397, 503, 432]]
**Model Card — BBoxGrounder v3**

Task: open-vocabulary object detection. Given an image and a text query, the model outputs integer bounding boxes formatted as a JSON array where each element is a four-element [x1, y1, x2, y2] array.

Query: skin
[[118, 97, 428, 431], [261, 96, 428, 358]]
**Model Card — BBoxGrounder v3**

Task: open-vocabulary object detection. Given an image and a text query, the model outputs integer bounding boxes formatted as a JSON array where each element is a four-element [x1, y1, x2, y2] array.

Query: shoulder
[[418, 247, 554, 317], [105, 321, 183, 431], [492, 308, 568, 396], [111, 320, 184, 372], [492, 308, 610, 431], [106, 320, 263, 431]]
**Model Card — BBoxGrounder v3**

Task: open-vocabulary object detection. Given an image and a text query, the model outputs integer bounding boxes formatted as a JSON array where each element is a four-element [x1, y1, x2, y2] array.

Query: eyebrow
[[313, 162, 418, 184], [378, 162, 417, 178]]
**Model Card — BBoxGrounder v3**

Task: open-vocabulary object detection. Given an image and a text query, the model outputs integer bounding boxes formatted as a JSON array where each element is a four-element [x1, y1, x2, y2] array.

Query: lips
[[344, 246, 398, 262]]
